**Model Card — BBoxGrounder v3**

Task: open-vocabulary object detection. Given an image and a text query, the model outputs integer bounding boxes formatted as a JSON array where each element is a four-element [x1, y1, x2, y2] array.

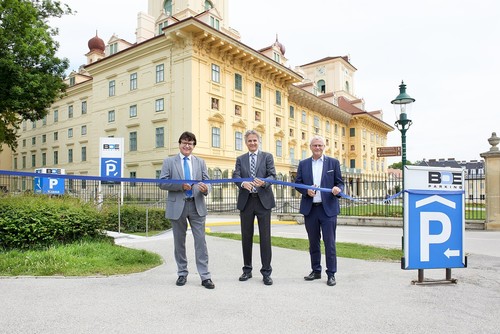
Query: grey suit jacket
[[233, 151, 276, 210], [158, 154, 211, 220]]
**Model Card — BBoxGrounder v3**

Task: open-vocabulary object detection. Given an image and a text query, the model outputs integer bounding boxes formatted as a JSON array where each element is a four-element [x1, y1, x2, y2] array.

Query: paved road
[[0, 219, 499, 333], [206, 216, 500, 257]]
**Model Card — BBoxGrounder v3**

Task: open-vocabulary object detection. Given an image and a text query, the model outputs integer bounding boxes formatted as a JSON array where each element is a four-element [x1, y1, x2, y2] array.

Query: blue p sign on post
[[406, 192, 465, 269], [33, 168, 65, 195], [99, 138, 124, 185], [403, 166, 466, 271]]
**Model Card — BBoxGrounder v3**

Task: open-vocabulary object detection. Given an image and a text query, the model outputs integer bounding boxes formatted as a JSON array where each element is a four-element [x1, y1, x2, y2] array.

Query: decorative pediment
[[232, 119, 246, 129], [208, 113, 224, 124], [255, 124, 266, 134], [274, 130, 285, 138]]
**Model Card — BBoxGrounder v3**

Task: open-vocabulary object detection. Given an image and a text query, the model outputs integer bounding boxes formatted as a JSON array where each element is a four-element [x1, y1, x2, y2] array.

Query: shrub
[[101, 205, 171, 233], [0, 194, 105, 251]]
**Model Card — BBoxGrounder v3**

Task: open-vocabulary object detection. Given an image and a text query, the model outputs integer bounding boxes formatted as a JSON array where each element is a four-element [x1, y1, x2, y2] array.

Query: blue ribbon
[[0, 169, 331, 193], [0, 170, 408, 201]]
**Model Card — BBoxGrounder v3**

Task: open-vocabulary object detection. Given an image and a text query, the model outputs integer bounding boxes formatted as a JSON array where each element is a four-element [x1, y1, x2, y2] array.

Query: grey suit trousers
[[171, 201, 211, 281]]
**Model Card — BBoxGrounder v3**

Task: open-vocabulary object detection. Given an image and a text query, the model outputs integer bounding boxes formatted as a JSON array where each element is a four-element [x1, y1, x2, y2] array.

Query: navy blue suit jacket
[[295, 155, 344, 217]]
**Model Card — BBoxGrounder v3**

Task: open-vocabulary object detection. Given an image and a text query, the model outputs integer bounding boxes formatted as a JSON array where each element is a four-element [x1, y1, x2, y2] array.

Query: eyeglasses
[[311, 144, 324, 148], [181, 141, 195, 147]]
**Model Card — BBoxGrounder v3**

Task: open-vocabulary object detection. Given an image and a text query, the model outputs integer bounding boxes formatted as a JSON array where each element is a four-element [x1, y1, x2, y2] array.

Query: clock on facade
[[316, 66, 326, 75]]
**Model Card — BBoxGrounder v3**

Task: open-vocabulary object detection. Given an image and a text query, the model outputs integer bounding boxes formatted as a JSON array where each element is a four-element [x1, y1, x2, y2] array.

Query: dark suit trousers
[[240, 195, 272, 277], [304, 204, 337, 277]]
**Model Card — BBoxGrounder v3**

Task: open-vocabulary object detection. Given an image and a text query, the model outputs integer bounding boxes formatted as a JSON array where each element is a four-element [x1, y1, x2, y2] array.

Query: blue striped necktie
[[250, 153, 256, 177], [250, 153, 256, 192]]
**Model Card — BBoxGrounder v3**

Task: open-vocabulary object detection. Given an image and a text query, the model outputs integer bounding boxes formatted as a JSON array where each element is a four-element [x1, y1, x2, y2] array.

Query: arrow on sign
[[444, 248, 460, 258], [415, 195, 456, 209]]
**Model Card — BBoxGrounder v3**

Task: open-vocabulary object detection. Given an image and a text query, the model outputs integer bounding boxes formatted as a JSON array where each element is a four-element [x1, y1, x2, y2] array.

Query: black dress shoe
[[263, 276, 273, 285], [176, 276, 187, 286], [327, 276, 336, 286], [201, 279, 215, 289], [304, 271, 321, 281], [239, 272, 252, 281]]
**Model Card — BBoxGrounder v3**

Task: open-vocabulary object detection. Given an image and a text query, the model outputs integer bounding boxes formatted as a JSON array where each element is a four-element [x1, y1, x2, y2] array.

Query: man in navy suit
[[295, 135, 344, 286], [159, 131, 214, 289], [233, 130, 276, 285]]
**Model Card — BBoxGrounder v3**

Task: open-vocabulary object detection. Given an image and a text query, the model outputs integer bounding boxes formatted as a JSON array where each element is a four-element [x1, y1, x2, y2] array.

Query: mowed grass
[[207, 232, 402, 262], [0, 239, 163, 276], [0, 232, 401, 277]]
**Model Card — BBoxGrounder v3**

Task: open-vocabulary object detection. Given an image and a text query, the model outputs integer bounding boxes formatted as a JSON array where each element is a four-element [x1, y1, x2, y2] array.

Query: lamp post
[[391, 81, 415, 268], [391, 81, 415, 172]]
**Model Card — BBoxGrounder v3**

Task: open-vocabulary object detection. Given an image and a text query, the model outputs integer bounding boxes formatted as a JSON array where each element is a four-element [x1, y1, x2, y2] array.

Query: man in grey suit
[[159, 131, 215, 289], [233, 130, 276, 285]]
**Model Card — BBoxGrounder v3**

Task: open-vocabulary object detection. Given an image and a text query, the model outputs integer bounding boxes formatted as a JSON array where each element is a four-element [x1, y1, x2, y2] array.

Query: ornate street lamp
[[391, 81, 415, 266], [391, 81, 415, 171]]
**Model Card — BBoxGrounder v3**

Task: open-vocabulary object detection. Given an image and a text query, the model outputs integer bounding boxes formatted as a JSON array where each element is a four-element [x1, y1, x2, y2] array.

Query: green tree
[[0, 0, 72, 151], [388, 161, 413, 170]]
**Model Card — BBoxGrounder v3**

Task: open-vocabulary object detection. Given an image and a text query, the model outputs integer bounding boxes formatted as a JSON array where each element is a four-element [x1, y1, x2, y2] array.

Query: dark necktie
[[183, 156, 192, 197], [250, 153, 256, 178], [250, 153, 256, 192]]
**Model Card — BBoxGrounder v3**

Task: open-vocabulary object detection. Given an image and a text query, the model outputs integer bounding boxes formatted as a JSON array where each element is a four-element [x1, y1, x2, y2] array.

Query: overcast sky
[[52, 0, 500, 164]]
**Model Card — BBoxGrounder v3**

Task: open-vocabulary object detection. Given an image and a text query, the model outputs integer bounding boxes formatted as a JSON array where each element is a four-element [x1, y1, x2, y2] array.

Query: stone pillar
[[480, 132, 500, 230]]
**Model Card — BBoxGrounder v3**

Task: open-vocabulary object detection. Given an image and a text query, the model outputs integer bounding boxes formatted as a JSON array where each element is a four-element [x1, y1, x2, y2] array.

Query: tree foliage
[[0, 0, 72, 151], [388, 161, 413, 170]]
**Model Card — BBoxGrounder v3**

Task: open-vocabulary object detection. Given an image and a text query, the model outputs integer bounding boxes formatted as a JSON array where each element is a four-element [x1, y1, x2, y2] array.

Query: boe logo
[[428, 171, 462, 189], [103, 144, 120, 150]]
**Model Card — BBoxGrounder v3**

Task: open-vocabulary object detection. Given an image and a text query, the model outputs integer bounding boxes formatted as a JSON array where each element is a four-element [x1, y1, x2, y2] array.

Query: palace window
[[156, 64, 164, 83], [255, 82, 262, 98], [212, 127, 221, 148], [129, 132, 137, 151], [211, 64, 220, 83], [235, 73, 242, 91], [155, 127, 165, 148], [130, 73, 138, 90]]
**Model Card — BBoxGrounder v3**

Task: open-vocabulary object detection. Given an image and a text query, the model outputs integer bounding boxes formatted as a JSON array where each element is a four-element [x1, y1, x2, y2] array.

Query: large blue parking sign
[[406, 192, 464, 269], [100, 158, 122, 178], [403, 166, 466, 270]]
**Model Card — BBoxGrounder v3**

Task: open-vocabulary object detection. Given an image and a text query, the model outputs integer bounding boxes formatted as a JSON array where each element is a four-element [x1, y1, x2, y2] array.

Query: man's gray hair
[[244, 129, 261, 142], [309, 135, 326, 146]]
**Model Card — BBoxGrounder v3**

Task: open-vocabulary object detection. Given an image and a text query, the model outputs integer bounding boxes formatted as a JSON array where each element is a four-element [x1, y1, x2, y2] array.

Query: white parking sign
[[403, 166, 466, 270]]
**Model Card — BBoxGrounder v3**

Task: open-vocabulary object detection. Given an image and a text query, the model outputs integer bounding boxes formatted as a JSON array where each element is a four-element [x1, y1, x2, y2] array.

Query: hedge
[[101, 205, 171, 232], [0, 195, 105, 250], [0, 195, 171, 251]]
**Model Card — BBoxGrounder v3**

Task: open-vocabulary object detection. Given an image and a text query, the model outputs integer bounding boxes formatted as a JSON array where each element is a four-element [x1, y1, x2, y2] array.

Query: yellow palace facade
[[3, 0, 393, 197]]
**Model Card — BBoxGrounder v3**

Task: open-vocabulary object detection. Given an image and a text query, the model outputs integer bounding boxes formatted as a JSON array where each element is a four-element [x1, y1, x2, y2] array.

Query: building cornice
[[288, 85, 352, 125]]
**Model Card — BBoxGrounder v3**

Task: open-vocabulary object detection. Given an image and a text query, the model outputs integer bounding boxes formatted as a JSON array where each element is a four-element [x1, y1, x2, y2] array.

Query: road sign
[[33, 168, 65, 195], [377, 146, 401, 157], [99, 137, 124, 184], [403, 166, 466, 270], [100, 158, 122, 178]]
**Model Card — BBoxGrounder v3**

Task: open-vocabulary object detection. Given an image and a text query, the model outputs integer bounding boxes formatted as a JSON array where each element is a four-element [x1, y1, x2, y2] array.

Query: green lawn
[[207, 232, 402, 262], [0, 231, 403, 277], [0, 239, 163, 276]]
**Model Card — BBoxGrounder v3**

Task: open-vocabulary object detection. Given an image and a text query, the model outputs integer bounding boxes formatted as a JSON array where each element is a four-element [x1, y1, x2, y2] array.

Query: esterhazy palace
[[2, 0, 394, 195]]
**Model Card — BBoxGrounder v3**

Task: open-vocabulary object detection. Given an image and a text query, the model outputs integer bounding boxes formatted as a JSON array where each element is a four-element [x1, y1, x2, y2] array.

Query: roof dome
[[88, 32, 105, 52]]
